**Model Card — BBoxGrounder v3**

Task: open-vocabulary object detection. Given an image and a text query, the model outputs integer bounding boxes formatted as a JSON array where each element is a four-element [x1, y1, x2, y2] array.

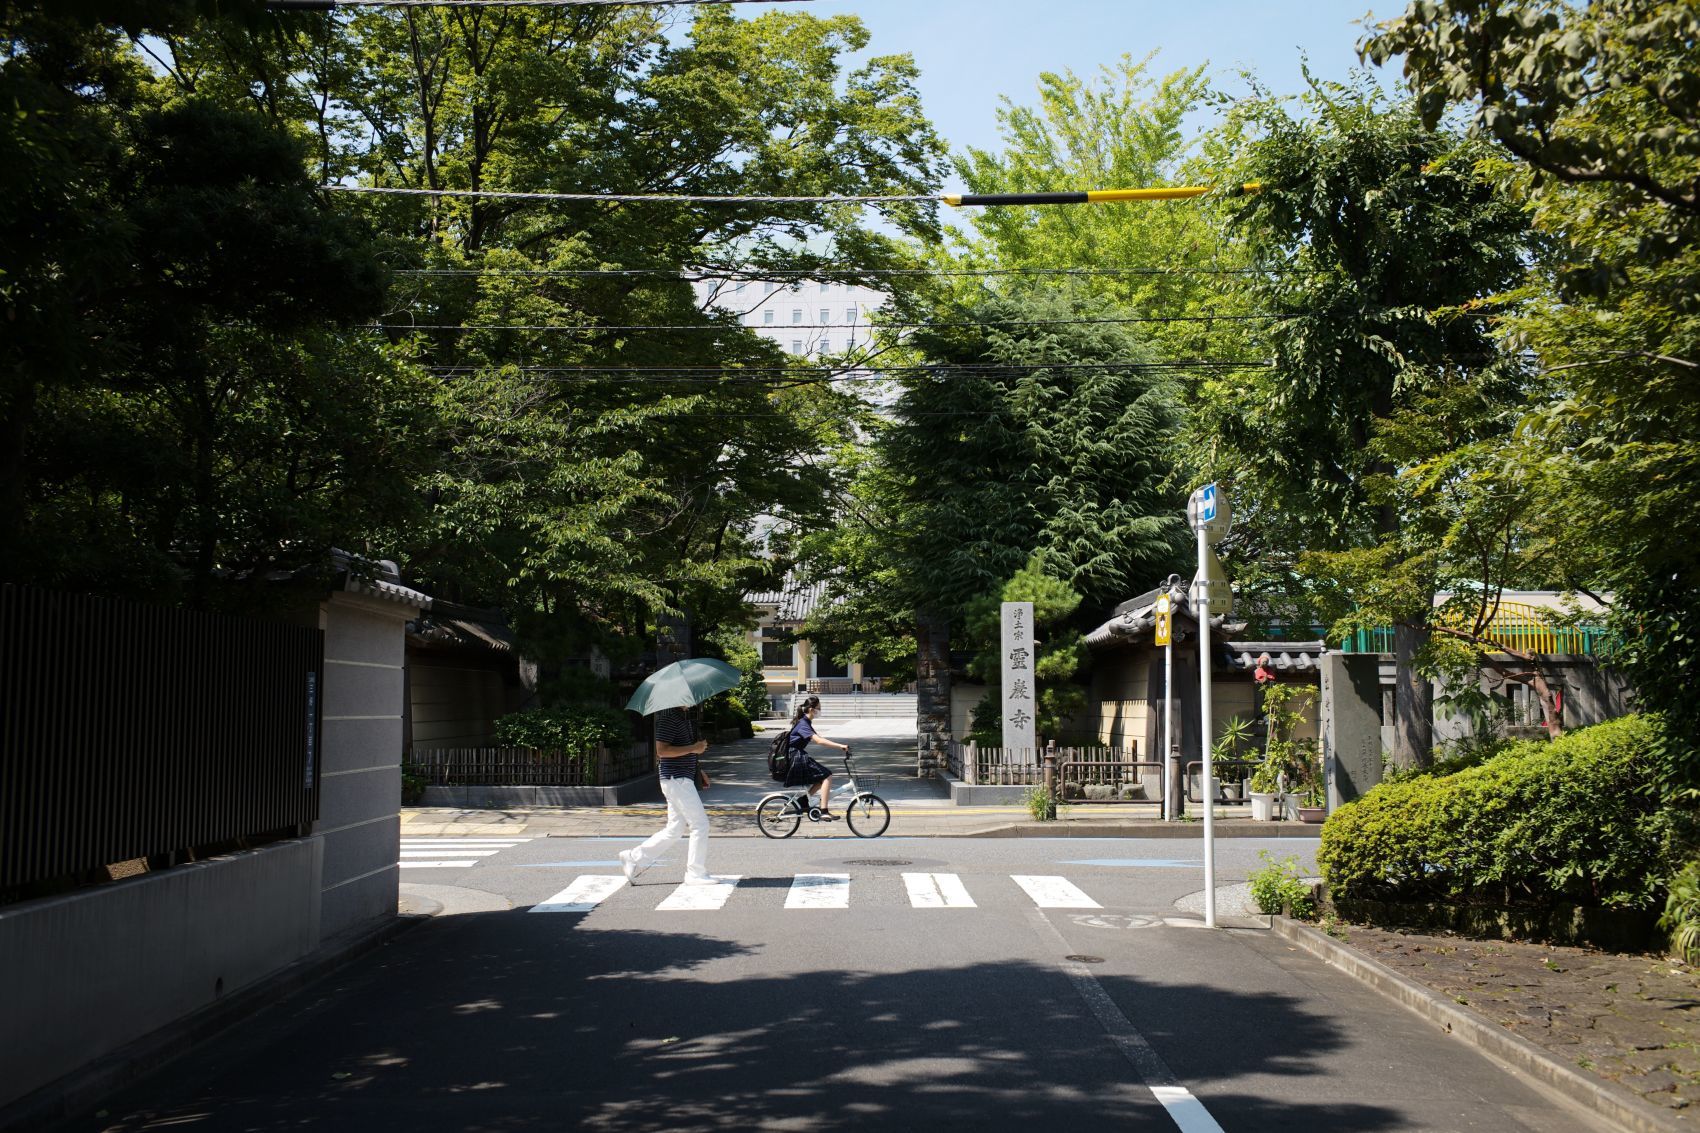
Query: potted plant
[[1247, 757, 1281, 821], [1295, 777, 1327, 823], [1212, 715, 1255, 802]]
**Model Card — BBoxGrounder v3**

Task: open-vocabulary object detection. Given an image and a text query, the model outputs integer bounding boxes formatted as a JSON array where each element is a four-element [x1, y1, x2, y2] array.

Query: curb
[[4, 914, 424, 1133], [1272, 917, 1687, 1133], [964, 821, 1323, 839]]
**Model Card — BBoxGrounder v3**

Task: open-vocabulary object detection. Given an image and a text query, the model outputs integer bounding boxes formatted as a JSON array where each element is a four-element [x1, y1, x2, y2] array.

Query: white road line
[[903, 872, 976, 908], [656, 876, 743, 911], [785, 874, 849, 909], [1150, 1087, 1225, 1133], [531, 876, 626, 912], [1026, 910, 1225, 1133], [399, 849, 498, 857], [399, 840, 528, 846], [398, 860, 477, 869], [1011, 875, 1101, 909]]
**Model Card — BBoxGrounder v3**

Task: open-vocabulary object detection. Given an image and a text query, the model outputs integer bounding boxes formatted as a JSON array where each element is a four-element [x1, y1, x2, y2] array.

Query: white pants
[[630, 776, 710, 880]]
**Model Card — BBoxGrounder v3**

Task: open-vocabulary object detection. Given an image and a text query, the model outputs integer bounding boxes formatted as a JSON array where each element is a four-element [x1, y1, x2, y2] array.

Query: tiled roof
[[746, 575, 832, 624]]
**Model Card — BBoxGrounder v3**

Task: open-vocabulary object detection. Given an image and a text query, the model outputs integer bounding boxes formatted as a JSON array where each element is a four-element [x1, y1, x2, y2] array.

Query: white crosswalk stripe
[[399, 837, 530, 868], [656, 876, 743, 911], [785, 873, 850, 909], [532, 875, 626, 912], [903, 872, 976, 908], [1011, 875, 1101, 909]]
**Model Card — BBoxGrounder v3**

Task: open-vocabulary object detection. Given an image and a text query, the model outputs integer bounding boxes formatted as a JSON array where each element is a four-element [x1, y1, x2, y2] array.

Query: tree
[[1364, 0, 1700, 792], [1209, 78, 1530, 768], [2, 3, 430, 609], [961, 554, 1089, 743]]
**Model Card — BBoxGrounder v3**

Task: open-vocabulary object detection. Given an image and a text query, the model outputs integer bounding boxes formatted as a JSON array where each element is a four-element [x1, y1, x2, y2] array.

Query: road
[[89, 829, 1613, 1133]]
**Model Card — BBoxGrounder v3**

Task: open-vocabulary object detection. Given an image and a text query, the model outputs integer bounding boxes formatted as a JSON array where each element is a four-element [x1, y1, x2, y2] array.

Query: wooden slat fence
[[409, 741, 653, 788]]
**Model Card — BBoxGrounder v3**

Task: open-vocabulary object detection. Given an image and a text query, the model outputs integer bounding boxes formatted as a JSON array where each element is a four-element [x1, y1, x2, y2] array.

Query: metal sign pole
[[1198, 524, 1217, 929], [1163, 638, 1173, 820]]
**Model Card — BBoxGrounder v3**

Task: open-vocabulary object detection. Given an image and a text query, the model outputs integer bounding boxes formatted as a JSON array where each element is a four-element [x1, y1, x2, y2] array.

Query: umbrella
[[624, 657, 742, 715]]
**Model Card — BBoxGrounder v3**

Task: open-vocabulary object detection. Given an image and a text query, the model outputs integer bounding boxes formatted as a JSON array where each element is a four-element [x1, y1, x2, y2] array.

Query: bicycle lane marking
[[1026, 909, 1226, 1133]]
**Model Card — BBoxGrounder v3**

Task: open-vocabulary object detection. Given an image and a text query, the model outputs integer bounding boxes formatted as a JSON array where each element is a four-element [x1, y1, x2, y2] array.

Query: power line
[[325, 182, 1261, 207], [329, 185, 932, 205], [415, 360, 1273, 375], [390, 266, 1290, 277], [370, 314, 1285, 332], [270, 0, 811, 8]]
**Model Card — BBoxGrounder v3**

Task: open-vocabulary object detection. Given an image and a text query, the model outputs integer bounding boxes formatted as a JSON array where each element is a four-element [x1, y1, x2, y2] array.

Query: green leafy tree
[[1210, 78, 1530, 768], [962, 554, 1088, 743], [1363, 0, 1700, 793]]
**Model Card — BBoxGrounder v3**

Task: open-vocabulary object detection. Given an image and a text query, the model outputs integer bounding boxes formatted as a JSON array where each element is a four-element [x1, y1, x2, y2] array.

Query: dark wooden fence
[[1, 585, 323, 899], [409, 741, 653, 788]]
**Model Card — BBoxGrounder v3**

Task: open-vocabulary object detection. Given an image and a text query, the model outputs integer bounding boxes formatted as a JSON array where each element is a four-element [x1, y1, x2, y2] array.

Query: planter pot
[[1280, 794, 1302, 821], [1296, 806, 1327, 824], [1248, 791, 1277, 821], [1218, 781, 1243, 802]]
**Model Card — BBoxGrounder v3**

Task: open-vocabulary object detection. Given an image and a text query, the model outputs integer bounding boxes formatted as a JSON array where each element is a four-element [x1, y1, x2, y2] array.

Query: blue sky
[[748, 1, 1399, 181]]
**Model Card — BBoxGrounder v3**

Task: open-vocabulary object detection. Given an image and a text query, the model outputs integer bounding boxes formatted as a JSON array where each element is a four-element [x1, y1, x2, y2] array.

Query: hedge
[[1318, 715, 1684, 913]]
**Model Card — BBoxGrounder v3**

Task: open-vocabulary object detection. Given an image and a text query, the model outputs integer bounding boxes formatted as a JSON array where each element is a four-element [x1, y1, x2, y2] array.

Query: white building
[[691, 276, 886, 360]]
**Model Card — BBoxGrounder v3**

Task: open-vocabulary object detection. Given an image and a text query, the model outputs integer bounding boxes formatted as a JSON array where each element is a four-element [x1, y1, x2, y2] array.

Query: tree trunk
[[1392, 621, 1433, 769], [915, 612, 951, 778]]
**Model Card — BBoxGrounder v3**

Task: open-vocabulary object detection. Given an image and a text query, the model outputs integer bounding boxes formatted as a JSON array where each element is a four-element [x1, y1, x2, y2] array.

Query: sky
[[747, 0, 1400, 183]]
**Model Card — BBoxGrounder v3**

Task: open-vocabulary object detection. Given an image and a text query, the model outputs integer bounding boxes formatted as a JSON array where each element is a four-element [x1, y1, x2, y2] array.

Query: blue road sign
[[1199, 484, 1217, 522]]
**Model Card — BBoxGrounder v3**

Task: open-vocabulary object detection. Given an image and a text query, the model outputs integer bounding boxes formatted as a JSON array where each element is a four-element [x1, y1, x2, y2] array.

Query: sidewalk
[[401, 719, 1321, 839], [1329, 923, 1699, 1124]]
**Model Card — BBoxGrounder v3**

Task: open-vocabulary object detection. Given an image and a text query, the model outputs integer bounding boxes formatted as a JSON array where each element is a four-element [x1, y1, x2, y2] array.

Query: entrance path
[[401, 715, 1324, 840]]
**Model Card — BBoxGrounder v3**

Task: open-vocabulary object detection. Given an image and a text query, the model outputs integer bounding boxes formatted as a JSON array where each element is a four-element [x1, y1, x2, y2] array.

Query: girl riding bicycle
[[783, 695, 849, 820]]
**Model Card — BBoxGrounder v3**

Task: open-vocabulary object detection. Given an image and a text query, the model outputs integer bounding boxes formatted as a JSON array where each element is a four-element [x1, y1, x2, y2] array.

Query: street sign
[[1153, 593, 1172, 646], [1190, 548, 1234, 616], [1186, 483, 1231, 544]]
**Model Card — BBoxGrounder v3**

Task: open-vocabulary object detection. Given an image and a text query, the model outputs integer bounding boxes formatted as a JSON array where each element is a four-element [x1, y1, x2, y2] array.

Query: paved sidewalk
[[400, 720, 1321, 838], [1333, 923, 1698, 1122]]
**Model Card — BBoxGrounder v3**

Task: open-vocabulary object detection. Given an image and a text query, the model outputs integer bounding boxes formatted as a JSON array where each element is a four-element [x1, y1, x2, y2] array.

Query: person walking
[[618, 705, 717, 884], [783, 694, 850, 820]]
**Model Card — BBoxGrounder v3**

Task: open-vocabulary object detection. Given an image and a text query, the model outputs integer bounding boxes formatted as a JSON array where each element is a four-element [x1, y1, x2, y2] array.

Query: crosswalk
[[529, 872, 1105, 914], [399, 837, 532, 868]]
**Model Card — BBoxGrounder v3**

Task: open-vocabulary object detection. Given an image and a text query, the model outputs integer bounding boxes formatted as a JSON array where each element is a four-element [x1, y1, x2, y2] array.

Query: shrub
[[1024, 784, 1057, 821], [494, 704, 630, 755], [1249, 851, 1316, 918], [1660, 858, 1700, 964], [1318, 715, 1683, 913]]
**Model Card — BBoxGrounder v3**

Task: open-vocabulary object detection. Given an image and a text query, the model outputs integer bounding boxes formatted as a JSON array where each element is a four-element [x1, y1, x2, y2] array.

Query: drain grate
[[1065, 954, 1106, 964], [842, 859, 912, 867]]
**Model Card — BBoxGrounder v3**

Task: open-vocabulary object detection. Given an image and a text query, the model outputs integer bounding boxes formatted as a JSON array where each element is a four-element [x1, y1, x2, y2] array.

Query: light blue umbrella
[[624, 657, 742, 715]]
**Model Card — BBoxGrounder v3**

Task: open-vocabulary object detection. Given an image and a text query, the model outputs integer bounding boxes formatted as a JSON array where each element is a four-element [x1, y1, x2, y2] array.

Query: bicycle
[[756, 748, 890, 839]]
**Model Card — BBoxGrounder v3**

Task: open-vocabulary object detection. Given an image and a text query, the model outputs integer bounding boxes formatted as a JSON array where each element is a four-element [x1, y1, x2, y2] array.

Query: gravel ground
[[1333, 923, 1700, 1120]]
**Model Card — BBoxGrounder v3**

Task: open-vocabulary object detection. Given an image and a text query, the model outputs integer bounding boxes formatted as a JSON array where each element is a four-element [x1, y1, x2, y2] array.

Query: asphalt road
[[88, 834, 1613, 1133]]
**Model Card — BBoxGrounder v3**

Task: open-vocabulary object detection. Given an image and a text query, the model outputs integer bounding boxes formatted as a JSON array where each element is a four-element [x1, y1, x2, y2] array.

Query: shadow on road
[[89, 908, 1411, 1133]]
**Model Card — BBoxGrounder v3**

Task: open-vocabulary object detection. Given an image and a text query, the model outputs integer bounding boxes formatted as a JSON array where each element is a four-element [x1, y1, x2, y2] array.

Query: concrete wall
[[317, 590, 419, 945], [0, 838, 322, 1112]]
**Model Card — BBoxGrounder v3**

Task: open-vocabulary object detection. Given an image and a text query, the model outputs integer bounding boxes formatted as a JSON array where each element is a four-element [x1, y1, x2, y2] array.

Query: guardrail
[[1184, 759, 1262, 806], [1057, 755, 1162, 805]]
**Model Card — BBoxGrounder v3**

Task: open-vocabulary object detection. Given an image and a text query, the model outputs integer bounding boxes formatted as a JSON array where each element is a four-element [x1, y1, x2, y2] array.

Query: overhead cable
[[325, 183, 1262, 207], [269, 0, 812, 9], [371, 314, 1285, 332], [390, 266, 1290, 277]]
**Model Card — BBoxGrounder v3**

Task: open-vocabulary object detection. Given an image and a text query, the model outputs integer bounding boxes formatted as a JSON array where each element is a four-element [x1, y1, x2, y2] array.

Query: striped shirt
[[654, 707, 700, 781]]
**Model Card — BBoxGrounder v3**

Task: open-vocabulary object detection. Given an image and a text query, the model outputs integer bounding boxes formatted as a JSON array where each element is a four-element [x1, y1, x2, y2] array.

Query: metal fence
[[409, 741, 653, 787], [1056, 750, 1159, 804], [1, 584, 323, 899]]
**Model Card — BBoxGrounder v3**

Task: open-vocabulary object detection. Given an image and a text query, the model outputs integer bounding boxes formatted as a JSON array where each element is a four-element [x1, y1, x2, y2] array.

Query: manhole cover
[[1065, 954, 1106, 964], [842, 859, 912, 867]]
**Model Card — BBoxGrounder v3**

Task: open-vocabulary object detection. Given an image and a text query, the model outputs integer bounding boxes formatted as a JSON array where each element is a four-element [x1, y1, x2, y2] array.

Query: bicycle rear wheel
[[844, 793, 890, 838], [757, 795, 802, 839]]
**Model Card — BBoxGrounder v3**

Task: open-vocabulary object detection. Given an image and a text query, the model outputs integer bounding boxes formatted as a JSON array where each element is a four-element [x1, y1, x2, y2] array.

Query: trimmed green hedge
[[494, 704, 630, 755], [1318, 715, 1682, 913]]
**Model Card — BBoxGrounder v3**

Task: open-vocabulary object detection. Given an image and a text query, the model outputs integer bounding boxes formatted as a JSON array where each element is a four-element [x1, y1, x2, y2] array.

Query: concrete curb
[[965, 821, 1322, 839], [5, 915, 423, 1133], [1272, 917, 1687, 1133]]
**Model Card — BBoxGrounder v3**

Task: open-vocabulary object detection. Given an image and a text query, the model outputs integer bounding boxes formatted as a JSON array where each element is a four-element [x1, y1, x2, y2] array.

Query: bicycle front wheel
[[844, 793, 890, 838], [757, 795, 802, 839]]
